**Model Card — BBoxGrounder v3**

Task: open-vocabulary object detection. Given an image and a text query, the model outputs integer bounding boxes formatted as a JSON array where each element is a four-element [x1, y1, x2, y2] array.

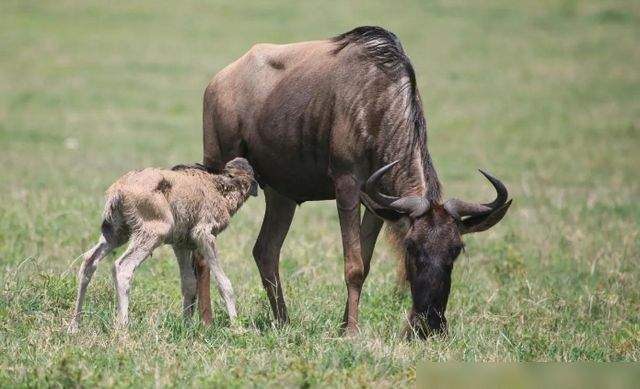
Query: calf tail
[[101, 190, 125, 245]]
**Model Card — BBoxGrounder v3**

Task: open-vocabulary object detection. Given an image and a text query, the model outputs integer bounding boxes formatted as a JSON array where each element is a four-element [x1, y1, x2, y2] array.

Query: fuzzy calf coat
[[68, 158, 257, 332]]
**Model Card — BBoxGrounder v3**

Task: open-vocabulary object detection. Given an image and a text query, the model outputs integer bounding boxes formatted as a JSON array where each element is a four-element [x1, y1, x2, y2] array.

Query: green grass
[[1, 0, 639, 386]]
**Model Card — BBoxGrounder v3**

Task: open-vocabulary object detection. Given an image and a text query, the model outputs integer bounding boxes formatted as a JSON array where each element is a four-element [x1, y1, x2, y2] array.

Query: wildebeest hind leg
[[253, 187, 296, 324]]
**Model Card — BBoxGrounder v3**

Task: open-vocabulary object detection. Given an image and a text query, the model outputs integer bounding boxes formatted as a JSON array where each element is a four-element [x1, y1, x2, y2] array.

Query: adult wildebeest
[[194, 26, 511, 338]]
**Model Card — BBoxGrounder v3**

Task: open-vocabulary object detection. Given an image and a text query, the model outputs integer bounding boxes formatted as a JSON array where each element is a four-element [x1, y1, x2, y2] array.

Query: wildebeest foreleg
[[340, 208, 383, 334], [360, 208, 383, 281], [335, 174, 365, 336]]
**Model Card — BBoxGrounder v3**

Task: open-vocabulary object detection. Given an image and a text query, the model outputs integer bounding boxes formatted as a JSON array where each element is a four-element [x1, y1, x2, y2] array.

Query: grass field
[[1, 0, 639, 386]]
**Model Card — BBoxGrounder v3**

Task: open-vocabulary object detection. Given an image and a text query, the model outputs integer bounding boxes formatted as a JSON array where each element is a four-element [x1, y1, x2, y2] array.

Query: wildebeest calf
[[68, 157, 257, 332]]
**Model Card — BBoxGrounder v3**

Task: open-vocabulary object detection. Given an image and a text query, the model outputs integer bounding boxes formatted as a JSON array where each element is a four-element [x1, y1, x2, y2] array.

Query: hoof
[[343, 325, 360, 338], [67, 322, 79, 334], [230, 323, 248, 335]]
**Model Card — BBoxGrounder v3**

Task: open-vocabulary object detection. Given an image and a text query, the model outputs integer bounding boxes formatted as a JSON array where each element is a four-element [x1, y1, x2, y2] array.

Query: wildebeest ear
[[249, 180, 259, 197], [360, 192, 403, 221]]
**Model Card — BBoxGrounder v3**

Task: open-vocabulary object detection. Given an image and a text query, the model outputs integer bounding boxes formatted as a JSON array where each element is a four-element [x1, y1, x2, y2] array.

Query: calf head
[[224, 158, 258, 196]]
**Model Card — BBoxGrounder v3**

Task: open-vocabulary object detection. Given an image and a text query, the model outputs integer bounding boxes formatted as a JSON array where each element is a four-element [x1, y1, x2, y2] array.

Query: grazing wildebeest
[[194, 26, 512, 338]]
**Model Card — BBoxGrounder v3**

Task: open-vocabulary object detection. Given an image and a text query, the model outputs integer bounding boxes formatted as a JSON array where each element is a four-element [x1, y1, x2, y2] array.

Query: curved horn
[[478, 169, 508, 209], [364, 160, 400, 207], [444, 170, 511, 234], [364, 160, 430, 218], [443, 170, 509, 219]]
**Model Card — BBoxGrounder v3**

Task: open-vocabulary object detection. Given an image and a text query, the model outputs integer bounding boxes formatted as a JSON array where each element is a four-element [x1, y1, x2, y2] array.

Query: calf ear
[[249, 180, 259, 197]]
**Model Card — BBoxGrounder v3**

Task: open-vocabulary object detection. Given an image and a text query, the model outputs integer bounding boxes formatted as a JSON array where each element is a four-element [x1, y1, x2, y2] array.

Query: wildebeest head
[[363, 161, 512, 338]]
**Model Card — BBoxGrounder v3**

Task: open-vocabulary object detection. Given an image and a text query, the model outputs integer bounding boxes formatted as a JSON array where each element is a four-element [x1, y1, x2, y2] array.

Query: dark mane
[[332, 26, 415, 94], [331, 26, 440, 202]]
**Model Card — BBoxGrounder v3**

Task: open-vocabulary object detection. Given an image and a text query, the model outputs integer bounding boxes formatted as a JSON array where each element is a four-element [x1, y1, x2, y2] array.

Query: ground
[[1, 0, 639, 386]]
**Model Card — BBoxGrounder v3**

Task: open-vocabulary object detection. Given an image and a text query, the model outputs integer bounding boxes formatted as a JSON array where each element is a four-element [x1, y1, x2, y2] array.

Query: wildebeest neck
[[333, 27, 441, 203]]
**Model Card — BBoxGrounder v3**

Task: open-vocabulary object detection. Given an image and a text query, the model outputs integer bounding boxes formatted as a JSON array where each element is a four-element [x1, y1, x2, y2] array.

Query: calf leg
[[173, 247, 198, 322], [197, 234, 237, 322], [253, 187, 296, 324], [68, 235, 116, 333], [112, 237, 158, 328]]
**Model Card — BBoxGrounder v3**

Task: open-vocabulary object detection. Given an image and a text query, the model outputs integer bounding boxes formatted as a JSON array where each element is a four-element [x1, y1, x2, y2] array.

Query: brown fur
[[103, 161, 254, 246], [195, 27, 511, 338], [68, 158, 256, 331]]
